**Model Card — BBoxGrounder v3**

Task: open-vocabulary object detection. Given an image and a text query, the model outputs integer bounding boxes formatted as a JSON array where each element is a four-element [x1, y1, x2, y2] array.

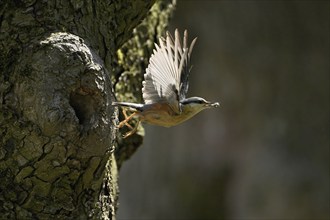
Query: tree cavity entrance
[[69, 89, 98, 128]]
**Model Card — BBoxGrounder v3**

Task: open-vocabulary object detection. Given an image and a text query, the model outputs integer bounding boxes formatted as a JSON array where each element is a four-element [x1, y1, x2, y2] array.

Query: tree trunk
[[0, 0, 174, 218]]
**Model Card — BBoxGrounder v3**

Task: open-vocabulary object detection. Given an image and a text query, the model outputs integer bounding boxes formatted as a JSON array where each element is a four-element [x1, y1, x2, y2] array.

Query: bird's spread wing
[[142, 29, 197, 114]]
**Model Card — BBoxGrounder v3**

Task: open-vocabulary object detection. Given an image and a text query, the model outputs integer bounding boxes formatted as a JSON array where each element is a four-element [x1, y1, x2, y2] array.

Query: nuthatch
[[113, 29, 219, 137]]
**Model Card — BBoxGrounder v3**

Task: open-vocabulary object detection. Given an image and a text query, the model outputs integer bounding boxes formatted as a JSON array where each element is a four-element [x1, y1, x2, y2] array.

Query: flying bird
[[113, 29, 219, 137]]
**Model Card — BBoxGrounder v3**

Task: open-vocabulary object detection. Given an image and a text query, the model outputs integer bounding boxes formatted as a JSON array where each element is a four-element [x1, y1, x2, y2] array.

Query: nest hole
[[69, 91, 96, 126]]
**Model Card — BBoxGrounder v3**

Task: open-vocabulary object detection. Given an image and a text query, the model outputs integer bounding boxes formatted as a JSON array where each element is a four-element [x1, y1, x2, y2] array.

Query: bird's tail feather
[[112, 102, 144, 111]]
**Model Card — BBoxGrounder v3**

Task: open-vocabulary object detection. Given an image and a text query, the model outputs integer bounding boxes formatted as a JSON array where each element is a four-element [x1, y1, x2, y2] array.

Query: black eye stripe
[[181, 98, 206, 105]]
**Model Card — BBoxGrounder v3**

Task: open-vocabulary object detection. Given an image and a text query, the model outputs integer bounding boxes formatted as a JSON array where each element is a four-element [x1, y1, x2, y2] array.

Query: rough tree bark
[[0, 0, 174, 219]]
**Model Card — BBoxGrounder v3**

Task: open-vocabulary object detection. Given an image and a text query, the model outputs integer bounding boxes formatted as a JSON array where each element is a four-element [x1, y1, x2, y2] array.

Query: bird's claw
[[116, 109, 139, 138]]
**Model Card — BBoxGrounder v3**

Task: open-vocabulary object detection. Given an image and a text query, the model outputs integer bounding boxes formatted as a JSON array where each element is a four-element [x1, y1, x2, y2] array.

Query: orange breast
[[138, 103, 175, 127], [138, 103, 195, 127]]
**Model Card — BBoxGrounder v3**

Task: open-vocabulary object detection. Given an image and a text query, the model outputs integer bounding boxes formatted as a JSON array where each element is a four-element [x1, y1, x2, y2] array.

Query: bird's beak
[[205, 101, 220, 108]]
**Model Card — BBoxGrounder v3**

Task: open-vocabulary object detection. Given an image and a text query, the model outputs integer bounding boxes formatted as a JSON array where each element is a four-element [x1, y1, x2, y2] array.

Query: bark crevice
[[0, 0, 174, 218]]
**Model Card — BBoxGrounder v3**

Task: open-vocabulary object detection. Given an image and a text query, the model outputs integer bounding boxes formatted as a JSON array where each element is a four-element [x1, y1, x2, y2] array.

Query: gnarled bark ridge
[[0, 0, 158, 218]]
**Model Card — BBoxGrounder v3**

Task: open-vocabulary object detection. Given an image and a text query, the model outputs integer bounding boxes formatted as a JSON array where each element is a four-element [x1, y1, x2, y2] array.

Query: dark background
[[118, 1, 329, 219]]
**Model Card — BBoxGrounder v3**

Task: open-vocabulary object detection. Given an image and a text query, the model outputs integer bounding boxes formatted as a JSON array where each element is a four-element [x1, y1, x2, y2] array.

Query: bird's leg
[[117, 108, 140, 138], [122, 119, 140, 138], [118, 108, 135, 130]]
